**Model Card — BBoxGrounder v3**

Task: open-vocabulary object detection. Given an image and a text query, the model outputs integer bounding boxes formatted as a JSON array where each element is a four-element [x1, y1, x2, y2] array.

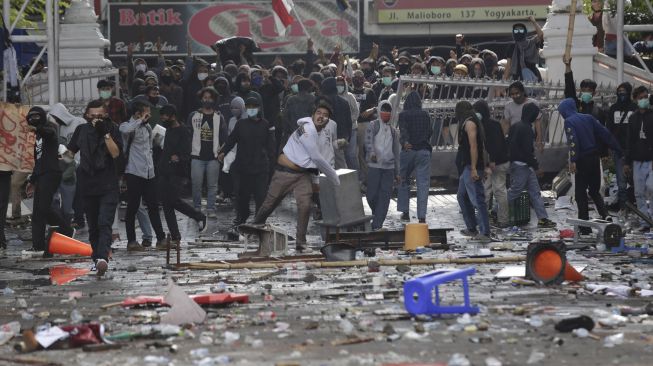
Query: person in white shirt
[[252, 101, 340, 252]]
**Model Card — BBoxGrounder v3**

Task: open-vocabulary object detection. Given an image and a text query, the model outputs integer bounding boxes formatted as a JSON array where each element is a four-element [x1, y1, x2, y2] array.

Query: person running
[[159, 105, 208, 247], [66, 100, 123, 276]]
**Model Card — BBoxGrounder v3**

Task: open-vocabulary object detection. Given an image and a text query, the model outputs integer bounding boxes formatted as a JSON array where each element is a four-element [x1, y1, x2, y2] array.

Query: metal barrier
[[393, 75, 617, 151], [21, 68, 119, 114]]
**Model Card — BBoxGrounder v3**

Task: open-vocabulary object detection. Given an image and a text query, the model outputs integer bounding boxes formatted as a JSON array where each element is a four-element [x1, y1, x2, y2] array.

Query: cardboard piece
[[160, 282, 206, 325]]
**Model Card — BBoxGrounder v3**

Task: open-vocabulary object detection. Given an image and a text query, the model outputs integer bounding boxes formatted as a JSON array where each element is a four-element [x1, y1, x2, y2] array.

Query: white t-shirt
[[283, 117, 340, 185], [503, 98, 540, 125]]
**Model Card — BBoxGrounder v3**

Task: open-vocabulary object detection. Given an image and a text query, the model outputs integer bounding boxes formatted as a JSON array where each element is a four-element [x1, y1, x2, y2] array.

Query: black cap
[[97, 79, 115, 89], [245, 97, 260, 106]]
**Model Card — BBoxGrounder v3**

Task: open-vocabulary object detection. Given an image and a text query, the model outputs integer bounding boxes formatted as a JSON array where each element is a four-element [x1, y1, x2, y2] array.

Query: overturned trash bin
[[403, 267, 479, 315]]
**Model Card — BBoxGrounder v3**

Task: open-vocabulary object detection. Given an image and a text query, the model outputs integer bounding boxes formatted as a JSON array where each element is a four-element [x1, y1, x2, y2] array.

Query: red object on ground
[[60, 324, 103, 347], [121, 293, 249, 307], [559, 229, 575, 239]]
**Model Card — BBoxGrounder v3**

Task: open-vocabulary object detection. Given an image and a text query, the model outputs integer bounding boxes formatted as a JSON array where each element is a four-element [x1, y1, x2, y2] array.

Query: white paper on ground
[[555, 196, 574, 210], [160, 281, 206, 325], [495, 264, 587, 278], [35, 326, 69, 348]]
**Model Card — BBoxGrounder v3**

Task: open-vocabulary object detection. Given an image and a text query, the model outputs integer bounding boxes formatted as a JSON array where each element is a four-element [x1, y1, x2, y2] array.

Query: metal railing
[[393, 75, 617, 151], [21, 67, 119, 115]]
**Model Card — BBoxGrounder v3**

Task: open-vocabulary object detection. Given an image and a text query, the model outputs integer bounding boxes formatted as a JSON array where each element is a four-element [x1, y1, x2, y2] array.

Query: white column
[[541, 0, 598, 83]]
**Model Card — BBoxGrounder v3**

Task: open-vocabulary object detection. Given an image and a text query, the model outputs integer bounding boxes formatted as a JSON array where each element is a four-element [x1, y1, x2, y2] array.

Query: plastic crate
[[509, 191, 531, 226]]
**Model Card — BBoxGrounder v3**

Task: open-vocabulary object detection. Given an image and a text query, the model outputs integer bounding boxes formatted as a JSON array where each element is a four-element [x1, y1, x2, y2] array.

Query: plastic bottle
[[190, 348, 210, 358], [448, 353, 471, 366]]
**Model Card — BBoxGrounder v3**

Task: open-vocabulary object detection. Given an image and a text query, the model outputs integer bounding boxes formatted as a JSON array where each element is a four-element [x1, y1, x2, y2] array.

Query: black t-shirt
[[159, 125, 191, 177], [198, 113, 215, 161], [67, 122, 123, 196], [32, 123, 62, 179], [457, 118, 484, 171], [352, 87, 377, 123]]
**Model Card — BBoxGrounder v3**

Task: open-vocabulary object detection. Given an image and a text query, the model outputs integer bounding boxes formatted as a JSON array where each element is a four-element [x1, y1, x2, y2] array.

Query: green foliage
[[582, 0, 653, 40], [5, 0, 70, 29]]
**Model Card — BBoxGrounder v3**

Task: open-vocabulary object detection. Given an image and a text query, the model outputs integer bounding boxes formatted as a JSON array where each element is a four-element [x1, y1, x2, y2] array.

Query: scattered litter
[[0, 321, 20, 345], [526, 350, 546, 364], [485, 356, 502, 366], [160, 282, 206, 325], [448, 353, 471, 366], [34, 326, 69, 348], [554, 315, 595, 332], [603, 333, 624, 348], [223, 331, 240, 345], [572, 328, 589, 338]]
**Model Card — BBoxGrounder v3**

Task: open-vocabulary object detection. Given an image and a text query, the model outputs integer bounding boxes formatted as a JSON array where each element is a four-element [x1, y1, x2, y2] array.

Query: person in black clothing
[[219, 97, 276, 226], [504, 16, 544, 82], [25, 107, 74, 257], [66, 100, 123, 277], [606, 82, 637, 210], [0, 169, 10, 250], [260, 66, 288, 155], [159, 105, 207, 245], [507, 102, 556, 228], [625, 86, 653, 231], [474, 100, 510, 227], [320, 77, 352, 169], [455, 101, 490, 241]]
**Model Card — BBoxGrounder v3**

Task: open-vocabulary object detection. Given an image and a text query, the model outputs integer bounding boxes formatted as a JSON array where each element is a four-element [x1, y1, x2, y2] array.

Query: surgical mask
[[99, 90, 112, 99], [291, 84, 299, 94], [617, 91, 629, 103], [382, 76, 392, 87], [475, 113, 482, 121], [135, 64, 147, 73], [201, 100, 214, 109], [247, 108, 259, 117], [638, 98, 650, 109], [380, 111, 392, 122], [337, 85, 345, 94], [197, 73, 208, 81], [430, 66, 441, 75], [580, 92, 593, 103], [647, 40, 653, 48]]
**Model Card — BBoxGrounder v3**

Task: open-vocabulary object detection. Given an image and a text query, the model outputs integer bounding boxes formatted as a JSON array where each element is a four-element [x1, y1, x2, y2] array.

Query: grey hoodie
[[48, 103, 85, 146], [365, 100, 401, 176]]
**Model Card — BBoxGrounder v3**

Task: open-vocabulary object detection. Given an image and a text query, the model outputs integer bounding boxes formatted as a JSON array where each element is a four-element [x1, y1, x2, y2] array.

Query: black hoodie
[[606, 82, 637, 150], [474, 100, 508, 166], [508, 102, 540, 169], [320, 77, 353, 140]]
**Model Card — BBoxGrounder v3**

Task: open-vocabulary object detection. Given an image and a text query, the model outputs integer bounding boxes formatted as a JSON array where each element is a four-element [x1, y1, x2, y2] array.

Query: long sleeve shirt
[[158, 125, 191, 177], [222, 117, 276, 175], [119, 117, 155, 179], [283, 118, 340, 185]]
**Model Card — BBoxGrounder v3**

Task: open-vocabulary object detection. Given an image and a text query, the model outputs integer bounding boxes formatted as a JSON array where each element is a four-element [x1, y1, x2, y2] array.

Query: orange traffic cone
[[48, 232, 93, 257], [563, 262, 584, 282]]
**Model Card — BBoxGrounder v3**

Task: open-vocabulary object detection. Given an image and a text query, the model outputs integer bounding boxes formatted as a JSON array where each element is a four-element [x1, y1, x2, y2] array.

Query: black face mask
[[148, 96, 159, 105], [201, 100, 214, 109], [352, 78, 364, 88], [513, 32, 526, 42], [161, 75, 173, 84], [216, 85, 228, 95], [362, 67, 372, 76], [398, 64, 410, 75], [617, 92, 629, 103]]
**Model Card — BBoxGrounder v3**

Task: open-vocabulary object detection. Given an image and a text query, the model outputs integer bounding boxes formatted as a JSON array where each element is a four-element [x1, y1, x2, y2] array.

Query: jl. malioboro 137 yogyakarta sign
[[107, 1, 359, 56], [375, 0, 550, 24]]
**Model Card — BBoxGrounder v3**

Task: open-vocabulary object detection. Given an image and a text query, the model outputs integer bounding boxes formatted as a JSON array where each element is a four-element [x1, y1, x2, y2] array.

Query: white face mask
[[247, 108, 259, 118], [198, 73, 208, 81], [135, 64, 147, 73], [337, 85, 345, 94]]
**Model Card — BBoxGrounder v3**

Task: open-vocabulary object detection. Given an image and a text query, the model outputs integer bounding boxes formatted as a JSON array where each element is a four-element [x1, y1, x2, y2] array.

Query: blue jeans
[[367, 167, 394, 230], [345, 129, 359, 170], [458, 166, 490, 235], [136, 202, 152, 241], [397, 149, 432, 220], [508, 163, 548, 220], [613, 151, 627, 208], [191, 159, 219, 211], [633, 160, 653, 226]]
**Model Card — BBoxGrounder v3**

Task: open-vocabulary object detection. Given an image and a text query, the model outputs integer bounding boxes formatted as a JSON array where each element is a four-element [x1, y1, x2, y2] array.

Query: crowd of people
[[1, 14, 653, 277]]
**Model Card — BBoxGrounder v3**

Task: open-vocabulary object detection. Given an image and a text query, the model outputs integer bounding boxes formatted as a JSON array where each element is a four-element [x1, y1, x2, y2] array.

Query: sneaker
[[295, 243, 307, 252], [197, 215, 208, 233], [96, 259, 108, 277], [537, 218, 557, 229], [638, 225, 651, 233], [119, 201, 127, 209], [126, 241, 145, 252], [141, 239, 152, 248], [460, 229, 478, 237], [475, 234, 492, 244], [207, 211, 217, 219], [418, 218, 426, 224], [21, 247, 44, 258], [400, 212, 410, 221], [155, 238, 170, 251]]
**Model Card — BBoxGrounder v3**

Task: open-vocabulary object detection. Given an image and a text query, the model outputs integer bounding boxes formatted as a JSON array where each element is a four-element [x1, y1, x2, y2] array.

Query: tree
[[3, 0, 70, 29]]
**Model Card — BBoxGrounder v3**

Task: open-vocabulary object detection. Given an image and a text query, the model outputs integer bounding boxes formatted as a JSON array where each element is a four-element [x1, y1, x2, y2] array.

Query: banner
[[107, 1, 360, 56], [376, 0, 550, 24], [0, 102, 34, 173]]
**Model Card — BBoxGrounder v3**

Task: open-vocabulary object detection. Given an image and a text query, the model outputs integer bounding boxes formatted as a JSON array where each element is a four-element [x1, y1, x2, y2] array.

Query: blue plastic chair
[[403, 267, 479, 315]]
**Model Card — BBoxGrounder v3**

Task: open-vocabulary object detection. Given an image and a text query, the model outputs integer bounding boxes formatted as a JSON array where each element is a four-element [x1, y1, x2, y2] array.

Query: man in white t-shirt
[[501, 81, 543, 151], [252, 101, 340, 252]]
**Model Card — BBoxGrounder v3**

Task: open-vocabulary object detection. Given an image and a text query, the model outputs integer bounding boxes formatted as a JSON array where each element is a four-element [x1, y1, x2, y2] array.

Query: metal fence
[[21, 68, 119, 114], [393, 75, 617, 151]]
